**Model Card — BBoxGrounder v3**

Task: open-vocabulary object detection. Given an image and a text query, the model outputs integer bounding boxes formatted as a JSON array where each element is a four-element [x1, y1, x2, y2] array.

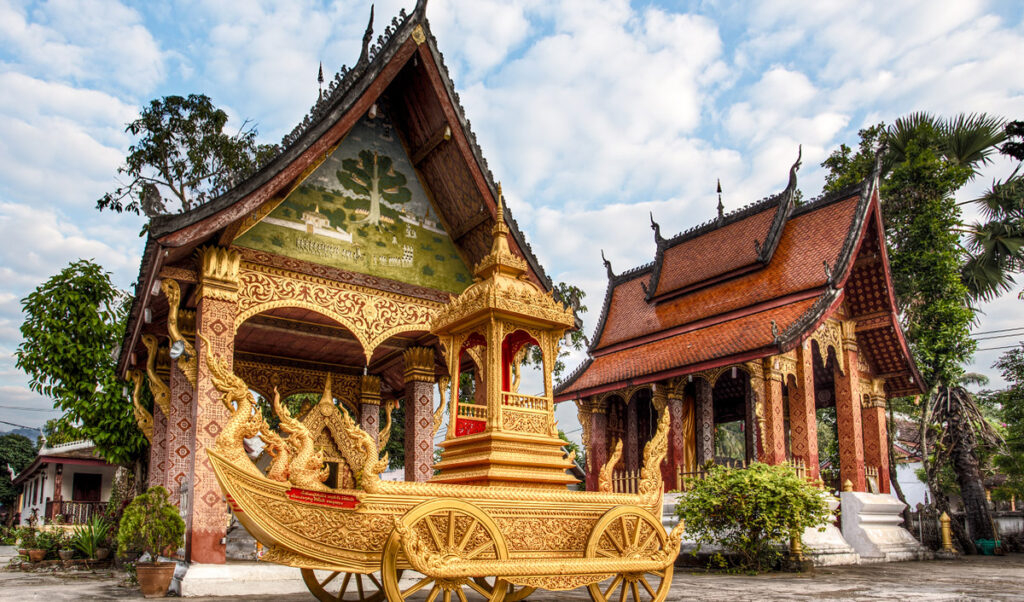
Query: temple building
[[554, 156, 925, 496], [116, 2, 558, 565]]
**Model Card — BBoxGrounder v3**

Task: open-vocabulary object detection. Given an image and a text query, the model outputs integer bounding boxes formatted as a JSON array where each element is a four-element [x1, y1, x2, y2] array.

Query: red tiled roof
[[653, 208, 775, 297], [561, 297, 817, 397], [595, 195, 860, 350]]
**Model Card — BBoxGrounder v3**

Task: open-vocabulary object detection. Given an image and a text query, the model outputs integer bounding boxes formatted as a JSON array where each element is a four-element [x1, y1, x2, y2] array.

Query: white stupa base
[[840, 491, 932, 563], [803, 497, 860, 566]]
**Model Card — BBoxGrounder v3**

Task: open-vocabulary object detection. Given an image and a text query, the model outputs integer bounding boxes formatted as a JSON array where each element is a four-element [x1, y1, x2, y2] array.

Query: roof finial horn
[[787, 145, 802, 192], [716, 179, 724, 221], [358, 4, 375, 66], [601, 250, 615, 280], [649, 211, 663, 244]]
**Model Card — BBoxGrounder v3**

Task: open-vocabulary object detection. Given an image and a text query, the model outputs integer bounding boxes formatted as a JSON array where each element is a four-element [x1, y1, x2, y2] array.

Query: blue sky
[[0, 0, 1022, 435]]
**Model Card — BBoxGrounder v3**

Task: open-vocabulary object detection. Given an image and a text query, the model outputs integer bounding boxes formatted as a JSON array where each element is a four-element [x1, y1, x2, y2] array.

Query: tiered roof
[[555, 160, 924, 401]]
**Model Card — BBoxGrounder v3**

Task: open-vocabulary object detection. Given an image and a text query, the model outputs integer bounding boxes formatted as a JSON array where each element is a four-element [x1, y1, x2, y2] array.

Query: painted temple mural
[[234, 110, 473, 293]]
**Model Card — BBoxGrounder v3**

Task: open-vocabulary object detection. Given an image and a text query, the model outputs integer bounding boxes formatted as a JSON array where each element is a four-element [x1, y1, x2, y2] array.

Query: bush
[[117, 486, 184, 559], [675, 462, 831, 571], [72, 516, 111, 559], [34, 529, 62, 558]]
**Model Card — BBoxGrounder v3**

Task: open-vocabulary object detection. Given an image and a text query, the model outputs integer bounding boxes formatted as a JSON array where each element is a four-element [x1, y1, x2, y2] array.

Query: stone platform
[[840, 491, 931, 563]]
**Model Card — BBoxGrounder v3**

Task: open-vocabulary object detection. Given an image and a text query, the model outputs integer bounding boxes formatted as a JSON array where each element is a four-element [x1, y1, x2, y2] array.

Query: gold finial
[[321, 374, 333, 405], [842, 479, 853, 492], [496, 182, 505, 222]]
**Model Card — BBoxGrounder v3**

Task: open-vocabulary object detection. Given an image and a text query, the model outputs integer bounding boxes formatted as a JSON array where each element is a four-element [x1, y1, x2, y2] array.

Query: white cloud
[[0, 0, 165, 94]]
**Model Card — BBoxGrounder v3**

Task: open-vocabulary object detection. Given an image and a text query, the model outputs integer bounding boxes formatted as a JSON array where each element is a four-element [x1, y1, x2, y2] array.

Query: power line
[[976, 344, 1024, 352], [0, 420, 42, 431], [970, 326, 1024, 336], [973, 333, 1024, 342], [0, 405, 61, 413]]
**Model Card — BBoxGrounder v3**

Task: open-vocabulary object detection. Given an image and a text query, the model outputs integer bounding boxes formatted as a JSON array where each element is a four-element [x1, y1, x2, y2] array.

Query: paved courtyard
[[1, 555, 1022, 601]]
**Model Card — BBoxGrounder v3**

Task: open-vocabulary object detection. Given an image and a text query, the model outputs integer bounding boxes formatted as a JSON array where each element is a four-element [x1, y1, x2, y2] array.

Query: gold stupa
[[430, 186, 578, 488]]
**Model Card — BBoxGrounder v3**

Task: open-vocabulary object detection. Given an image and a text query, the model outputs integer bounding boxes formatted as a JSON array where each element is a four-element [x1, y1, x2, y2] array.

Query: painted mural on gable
[[235, 111, 472, 293]]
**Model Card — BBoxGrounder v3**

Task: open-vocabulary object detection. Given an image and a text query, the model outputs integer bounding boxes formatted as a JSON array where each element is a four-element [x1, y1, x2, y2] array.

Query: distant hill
[[0, 427, 42, 442]]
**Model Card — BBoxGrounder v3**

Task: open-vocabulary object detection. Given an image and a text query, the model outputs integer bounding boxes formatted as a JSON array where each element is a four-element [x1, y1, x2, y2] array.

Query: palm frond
[[940, 113, 1007, 175]]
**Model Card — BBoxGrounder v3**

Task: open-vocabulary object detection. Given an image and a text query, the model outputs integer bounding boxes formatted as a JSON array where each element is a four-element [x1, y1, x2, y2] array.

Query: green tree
[[42, 418, 83, 446], [991, 345, 1024, 500], [337, 150, 411, 226], [0, 434, 36, 519], [822, 113, 1008, 547], [15, 260, 146, 466], [675, 463, 830, 571], [96, 94, 277, 217], [523, 282, 588, 381]]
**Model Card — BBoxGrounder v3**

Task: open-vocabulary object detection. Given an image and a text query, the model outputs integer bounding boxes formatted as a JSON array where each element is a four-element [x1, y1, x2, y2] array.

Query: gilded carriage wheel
[[382, 498, 509, 602], [301, 569, 398, 602], [472, 577, 536, 601], [585, 506, 674, 602]]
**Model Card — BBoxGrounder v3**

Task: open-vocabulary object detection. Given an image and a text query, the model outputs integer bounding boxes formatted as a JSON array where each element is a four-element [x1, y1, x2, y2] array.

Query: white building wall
[[894, 462, 929, 508]]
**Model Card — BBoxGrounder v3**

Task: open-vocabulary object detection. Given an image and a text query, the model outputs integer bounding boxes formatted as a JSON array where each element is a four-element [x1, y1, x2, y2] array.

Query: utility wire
[[972, 333, 1024, 342], [0, 405, 61, 412], [976, 344, 1024, 352], [0, 419, 42, 431], [970, 326, 1024, 336]]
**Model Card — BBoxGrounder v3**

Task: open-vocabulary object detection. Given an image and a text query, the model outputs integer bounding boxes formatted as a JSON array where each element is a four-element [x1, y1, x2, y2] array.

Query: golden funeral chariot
[[206, 198, 683, 601]]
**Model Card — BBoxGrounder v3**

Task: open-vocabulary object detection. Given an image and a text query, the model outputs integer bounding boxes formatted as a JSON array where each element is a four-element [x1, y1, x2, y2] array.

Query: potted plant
[[117, 486, 184, 598], [72, 516, 111, 561], [23, 529, 46, 563], [58, 530, 75, 560]]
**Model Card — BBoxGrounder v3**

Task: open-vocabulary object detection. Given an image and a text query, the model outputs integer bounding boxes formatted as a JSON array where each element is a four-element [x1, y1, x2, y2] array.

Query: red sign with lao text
[[286, 488, 359, 509]]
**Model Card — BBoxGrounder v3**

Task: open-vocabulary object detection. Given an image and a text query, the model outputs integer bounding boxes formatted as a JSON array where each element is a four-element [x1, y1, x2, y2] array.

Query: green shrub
[[117, 486, 184, 559], [34, 529, 62, 558], [72, 516, 111, 559], [675, 462, 830, 571]]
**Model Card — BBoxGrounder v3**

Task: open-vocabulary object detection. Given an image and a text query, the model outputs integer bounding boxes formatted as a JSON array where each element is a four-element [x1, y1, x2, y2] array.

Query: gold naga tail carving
[[273, 386, 329, 491], [141, 334, 171, 417], [378, 399, 398, 449], [637, 391, 670, 509], [129, 370, 153, 443], [598, 439, 623, 493], [334, 400, 387, 492], [161, 278, 198, 388], [259, 408, 292, 483], [433, 376, 449, 437], [200, 334, 263, 476]]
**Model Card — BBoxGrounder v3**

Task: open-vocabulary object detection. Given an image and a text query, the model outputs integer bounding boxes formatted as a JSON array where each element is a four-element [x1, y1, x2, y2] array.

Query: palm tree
[[962, 164, 1024, 300]]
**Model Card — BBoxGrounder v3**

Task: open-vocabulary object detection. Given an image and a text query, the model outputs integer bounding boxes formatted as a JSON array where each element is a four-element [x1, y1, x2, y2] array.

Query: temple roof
[[118, 2, 556, 379], [556, 166, 925, 401]]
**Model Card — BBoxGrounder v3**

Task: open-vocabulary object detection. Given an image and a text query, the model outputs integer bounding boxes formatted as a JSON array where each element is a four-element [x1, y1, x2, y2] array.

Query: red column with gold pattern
[[625, 397, 639, 472], [403, 347, 435, 482], [695, 378, 714, 465], [360, 375, 381, 446], [167, 361, 195, 508], [188, 246, 240, 564], [790, 342, 820, 481], [667, 391, 685, 488], [834, 321, 866, 492], [761, 358, 788, 465], [149, 405, 168, 490], [862, 379, 890, 493], [587, 400, 608, 491]]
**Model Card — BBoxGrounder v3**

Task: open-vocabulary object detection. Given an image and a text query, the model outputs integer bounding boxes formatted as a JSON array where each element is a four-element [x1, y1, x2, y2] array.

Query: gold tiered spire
[[430, 182, 577, 488]]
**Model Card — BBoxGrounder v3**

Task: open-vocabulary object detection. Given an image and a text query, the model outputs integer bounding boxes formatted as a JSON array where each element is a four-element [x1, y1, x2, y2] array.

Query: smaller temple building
[[555, 156, 925, 495], [13, 439, 118, 525]]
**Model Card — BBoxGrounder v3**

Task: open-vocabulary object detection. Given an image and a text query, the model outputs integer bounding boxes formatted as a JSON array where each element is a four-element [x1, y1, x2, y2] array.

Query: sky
[[0, 0, 1022, 438]]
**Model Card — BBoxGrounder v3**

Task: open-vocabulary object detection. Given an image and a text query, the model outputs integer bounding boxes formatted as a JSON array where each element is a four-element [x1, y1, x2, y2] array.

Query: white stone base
[[803, 497, 860, 566], [662, 493, 681, 531], [840, 491, 931, 563], [177, 562, 309, 597]]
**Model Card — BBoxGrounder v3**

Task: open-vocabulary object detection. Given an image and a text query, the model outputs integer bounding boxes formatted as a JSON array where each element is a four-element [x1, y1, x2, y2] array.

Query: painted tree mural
[[337, 150, 411, 226]]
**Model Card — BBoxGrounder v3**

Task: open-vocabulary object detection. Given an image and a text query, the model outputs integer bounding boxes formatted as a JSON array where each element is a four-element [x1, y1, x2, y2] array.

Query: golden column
[[790, 341, 820, 481], [403, 347, 436, 482], [834, 320, 866, 492], [861, 378, 890, 493], [190, 246, 240, 564], [761, 357, 788, 465]]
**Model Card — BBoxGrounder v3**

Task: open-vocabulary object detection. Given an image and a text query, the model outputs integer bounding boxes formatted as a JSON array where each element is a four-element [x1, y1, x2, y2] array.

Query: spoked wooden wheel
[[382, 498, 509, 601], [472, 577, 536, 601], [585, 506, 674, 602], [301, 569, 395, 602]]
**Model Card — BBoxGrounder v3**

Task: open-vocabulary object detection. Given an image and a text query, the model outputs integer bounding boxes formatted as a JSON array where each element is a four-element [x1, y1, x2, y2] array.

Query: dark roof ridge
[[587, 260, 654, 353], [554, 356, 593, 396], [792, 180, 863, 217]]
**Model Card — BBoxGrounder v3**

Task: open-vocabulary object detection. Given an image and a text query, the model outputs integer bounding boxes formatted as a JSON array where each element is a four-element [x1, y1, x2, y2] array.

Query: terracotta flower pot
[[17, 548, 27, 556], [95, 547, 110, 560], [58, 549, 74, 560], [27, 549, 46, 563], [136, 561, 176, 598]]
